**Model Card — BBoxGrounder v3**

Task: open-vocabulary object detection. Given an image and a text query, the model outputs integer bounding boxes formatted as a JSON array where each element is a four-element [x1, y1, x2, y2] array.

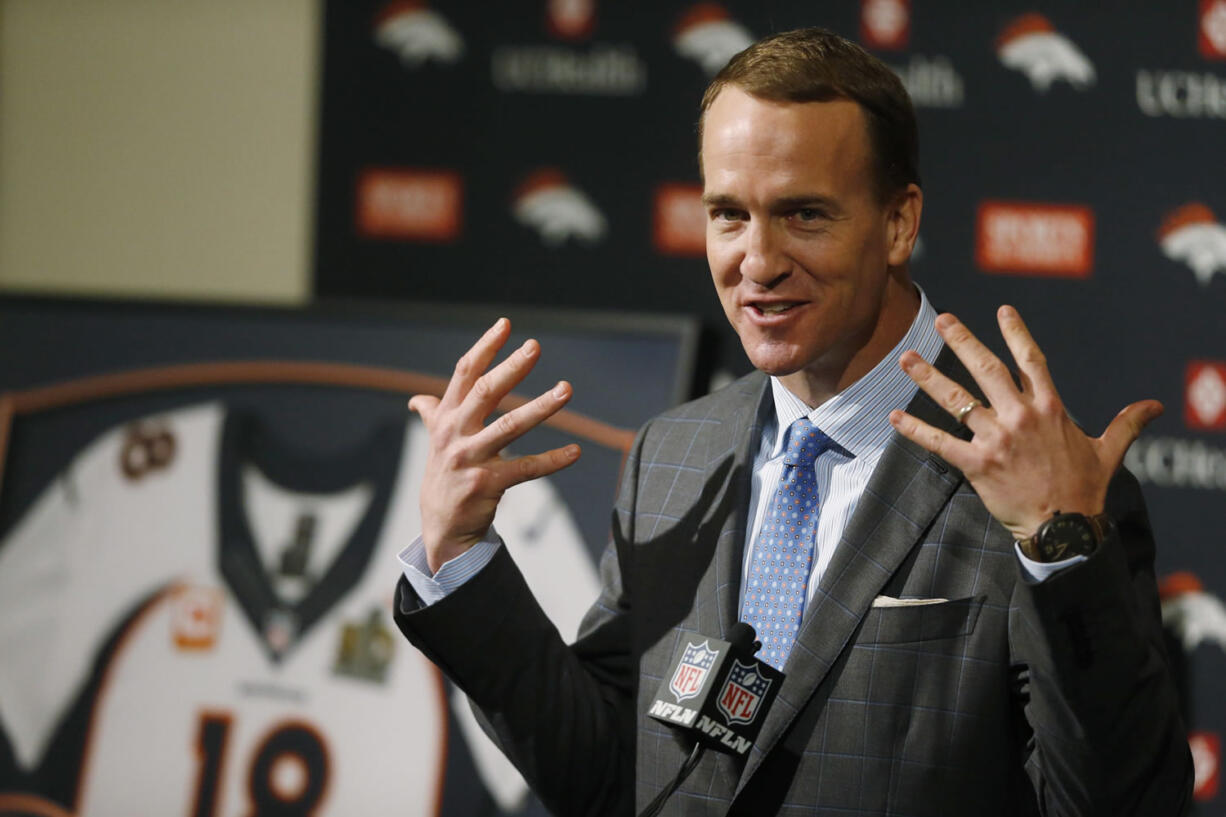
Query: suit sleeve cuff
[[1014, 542, 1087, 583], [398, 528, 503, 606]]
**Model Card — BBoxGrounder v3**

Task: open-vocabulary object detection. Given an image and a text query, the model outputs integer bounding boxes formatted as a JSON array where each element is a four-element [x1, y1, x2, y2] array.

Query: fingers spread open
[[1099, 399, 1164, 474], [996, 306, 1055, 401], [496, 443, 582, 487], [407, 394, 441, 425], [900, 351, 991, 432], [458, 338, 541, 428], [441, 318, 511, 409], [934, 313, 1017, 408], [889, 409, 974, 468], [469, 380, 573, 459]]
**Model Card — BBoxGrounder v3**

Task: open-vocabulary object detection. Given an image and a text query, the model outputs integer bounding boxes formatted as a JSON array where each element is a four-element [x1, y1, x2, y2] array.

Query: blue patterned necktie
[[741, 417, 835, 671]]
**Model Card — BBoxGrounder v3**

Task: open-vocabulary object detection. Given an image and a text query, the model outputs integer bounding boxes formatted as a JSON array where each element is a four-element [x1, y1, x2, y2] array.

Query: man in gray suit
[[395, 28, 1192, 816]]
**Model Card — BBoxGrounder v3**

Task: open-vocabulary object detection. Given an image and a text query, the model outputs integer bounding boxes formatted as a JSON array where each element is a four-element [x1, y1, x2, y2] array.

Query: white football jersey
[[0, 402, 599, 816]]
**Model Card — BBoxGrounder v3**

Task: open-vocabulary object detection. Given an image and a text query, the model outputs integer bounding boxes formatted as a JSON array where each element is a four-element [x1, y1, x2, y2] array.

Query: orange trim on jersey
[[0, 792, 79, 817], [72, 583, 182, 814]]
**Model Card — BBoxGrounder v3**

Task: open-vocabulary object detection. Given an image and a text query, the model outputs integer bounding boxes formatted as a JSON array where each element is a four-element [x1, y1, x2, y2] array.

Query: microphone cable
[[637, 742, 706, 817]]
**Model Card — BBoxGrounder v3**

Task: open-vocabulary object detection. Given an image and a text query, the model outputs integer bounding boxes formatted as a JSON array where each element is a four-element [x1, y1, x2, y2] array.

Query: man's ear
[[886, 183, 923, 267]]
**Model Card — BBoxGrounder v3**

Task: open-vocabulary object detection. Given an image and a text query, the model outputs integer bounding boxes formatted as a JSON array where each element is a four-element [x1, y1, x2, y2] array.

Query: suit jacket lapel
[[736, 345, 982, 789], [703, 372, 771, 640]]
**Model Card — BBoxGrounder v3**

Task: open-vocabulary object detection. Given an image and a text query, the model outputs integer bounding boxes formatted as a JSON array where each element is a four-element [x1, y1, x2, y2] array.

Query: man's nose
[[740, 220, 789, 286]]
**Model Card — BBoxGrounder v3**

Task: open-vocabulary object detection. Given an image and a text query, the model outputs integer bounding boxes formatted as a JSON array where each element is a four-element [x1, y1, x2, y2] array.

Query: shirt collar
[[767, 285, 942, 462]]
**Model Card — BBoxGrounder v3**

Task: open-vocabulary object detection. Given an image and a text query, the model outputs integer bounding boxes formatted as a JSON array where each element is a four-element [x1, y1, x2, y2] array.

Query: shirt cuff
[[398, 529, 503, 606], [1014, 543, 1087, 583]]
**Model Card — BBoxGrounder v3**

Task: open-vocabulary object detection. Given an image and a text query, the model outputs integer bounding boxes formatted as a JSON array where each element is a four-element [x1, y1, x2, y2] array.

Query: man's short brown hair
[[699, 27, 920, 200]]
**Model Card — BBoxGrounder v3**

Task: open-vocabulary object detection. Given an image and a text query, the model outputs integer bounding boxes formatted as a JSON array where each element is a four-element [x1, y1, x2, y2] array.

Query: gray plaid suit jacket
[[395, 347, 1192, 816]]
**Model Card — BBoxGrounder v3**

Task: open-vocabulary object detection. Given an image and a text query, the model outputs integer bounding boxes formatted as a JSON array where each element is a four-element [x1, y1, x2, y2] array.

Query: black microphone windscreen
[[727, 622, 756, 653]]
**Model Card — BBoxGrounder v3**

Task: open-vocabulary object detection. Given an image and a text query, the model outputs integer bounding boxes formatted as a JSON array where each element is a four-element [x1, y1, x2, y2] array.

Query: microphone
[[645, 621, 783, 758]]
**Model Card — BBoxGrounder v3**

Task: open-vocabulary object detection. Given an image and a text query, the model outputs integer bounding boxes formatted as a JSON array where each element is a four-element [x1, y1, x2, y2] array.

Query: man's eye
[[711, 209, 743, 222], [795, 208, 824, 221]]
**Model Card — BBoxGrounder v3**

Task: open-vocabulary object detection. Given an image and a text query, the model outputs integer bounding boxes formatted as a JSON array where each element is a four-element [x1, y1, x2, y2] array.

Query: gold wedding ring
[[955, 399, 982, 424]]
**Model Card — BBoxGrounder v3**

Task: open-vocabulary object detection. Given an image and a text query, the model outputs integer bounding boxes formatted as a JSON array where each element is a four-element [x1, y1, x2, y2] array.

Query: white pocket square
[[872, 595, 949, 608]]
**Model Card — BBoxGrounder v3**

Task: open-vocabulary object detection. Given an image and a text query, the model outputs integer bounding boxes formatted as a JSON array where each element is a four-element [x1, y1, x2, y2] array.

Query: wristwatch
[[1016, 511, 1113, 562]]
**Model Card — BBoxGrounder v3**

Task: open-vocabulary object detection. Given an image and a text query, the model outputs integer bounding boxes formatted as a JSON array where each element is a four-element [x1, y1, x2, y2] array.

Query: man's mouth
[[751, 302, 801, 315]]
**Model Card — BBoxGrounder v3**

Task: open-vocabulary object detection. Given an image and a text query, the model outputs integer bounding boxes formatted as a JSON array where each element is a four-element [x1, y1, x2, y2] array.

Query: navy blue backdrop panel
[[0, 296, 696, 817], [313, 0, 1226, 808]]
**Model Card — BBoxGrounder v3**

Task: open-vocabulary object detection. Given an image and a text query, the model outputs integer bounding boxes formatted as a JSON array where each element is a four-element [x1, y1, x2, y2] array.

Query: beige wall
[[0, 0, 320, 303]]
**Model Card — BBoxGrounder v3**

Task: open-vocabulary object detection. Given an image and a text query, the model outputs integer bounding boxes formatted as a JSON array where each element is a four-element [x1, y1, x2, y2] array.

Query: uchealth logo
[[355, 168, 462, 241], [512, 169, 607, 247], [373, 0, 463, 68], [861, 0, 910, 51], [654, 184, 706, 257], [1187, 362, 1226, 430], [996, 13, 1095, 93], [673, 3, 754, 76], [547, 0, 596, 41], [1158, 203, 1226, 286], [1160, 572, 1226, 654], [1190, 731, 1222, 801], [1203, 0, 1226, 59], [975, 201, 1094, 277]]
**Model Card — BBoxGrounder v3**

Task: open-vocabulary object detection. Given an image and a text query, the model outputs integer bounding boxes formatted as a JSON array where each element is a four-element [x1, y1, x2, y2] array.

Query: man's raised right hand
[[408, 318, 581, 573]]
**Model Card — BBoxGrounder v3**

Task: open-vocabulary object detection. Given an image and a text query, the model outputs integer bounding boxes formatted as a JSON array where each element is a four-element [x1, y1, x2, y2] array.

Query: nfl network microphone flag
[[646, 632, 783, 756]]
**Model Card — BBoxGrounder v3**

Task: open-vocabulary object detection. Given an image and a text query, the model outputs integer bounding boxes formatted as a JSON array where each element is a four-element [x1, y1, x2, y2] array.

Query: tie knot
[[782, 417, 834, 467]]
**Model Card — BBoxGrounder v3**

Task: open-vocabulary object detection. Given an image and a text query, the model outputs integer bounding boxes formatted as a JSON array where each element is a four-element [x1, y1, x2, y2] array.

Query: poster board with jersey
[[0, 295, 697, 817]]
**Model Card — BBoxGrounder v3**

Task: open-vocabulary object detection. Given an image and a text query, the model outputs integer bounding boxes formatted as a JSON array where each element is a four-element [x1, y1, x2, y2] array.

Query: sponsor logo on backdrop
[[355, 168, 462, 241], [996, 13, 1095, 93], [886, 55, 965, 108], [373, 0, 464, 68], [654, 184, 706, 257], [1158, 203, 1226, 285], [674, 4, 754, 76], [861, 0, 910, 51], [1203, 0, 1226, 59], [975, 201, 1094, 277], [1187, 362, 1226, 430], [513, 169, 607, 246], [548, 0, 596, 41], [1126, 437, 1226, 490], [491, 5, 644, 96], [1160, 572, 1226, 653], [1137, 69, 1226, 117], [1191, 731, 1222, 801]]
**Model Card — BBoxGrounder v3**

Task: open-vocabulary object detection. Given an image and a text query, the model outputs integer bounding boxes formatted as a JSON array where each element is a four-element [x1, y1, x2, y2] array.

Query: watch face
[[1038, 514, 1097, 560]]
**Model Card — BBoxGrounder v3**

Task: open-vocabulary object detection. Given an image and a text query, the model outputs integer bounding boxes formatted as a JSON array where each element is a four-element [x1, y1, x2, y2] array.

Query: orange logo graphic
[[172, 585, 223, 650], [975, 201, 1094, 277], [548, 0, 596, 40], [1186, 361, 1226, 430], [654, 184, 706, 257], [861, 0, 910, 51], [1203, 0, 1226, 59], [356, 169, 462, 241], [1191, 731, 1221, 801]]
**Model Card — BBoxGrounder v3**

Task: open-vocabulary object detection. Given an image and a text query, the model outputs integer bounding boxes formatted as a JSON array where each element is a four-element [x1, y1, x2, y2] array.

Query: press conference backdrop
[[314, 1, 1226, 807]]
